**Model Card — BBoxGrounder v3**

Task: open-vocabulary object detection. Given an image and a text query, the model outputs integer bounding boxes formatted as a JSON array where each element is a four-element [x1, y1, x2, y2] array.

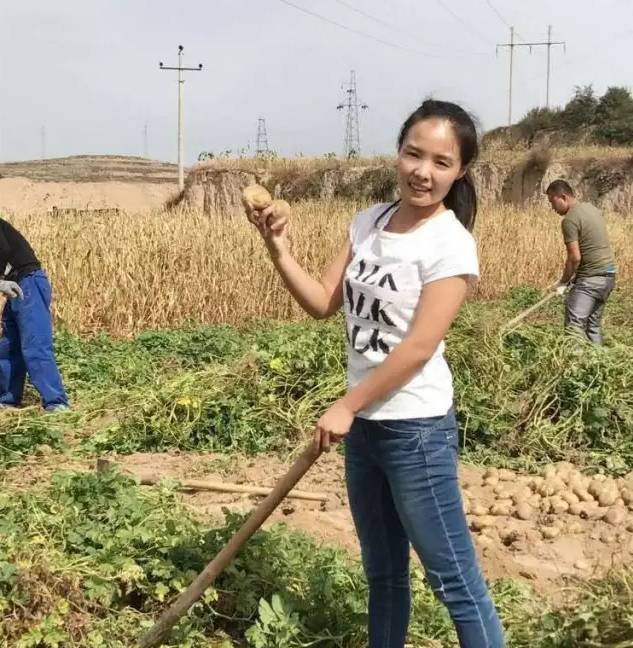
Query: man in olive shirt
[[546, 180, 616, 344]]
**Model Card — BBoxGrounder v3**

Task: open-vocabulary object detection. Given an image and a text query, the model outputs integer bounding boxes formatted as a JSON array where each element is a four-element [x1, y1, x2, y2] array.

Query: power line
[[482, 0, 527, 42], [330, 0, 431, 43], [483, 0, 511, 28], [277, 0, 455, 58], [330, 0, 488, 55], [433, 0, 493, 47], [526, 28, 632, 84]]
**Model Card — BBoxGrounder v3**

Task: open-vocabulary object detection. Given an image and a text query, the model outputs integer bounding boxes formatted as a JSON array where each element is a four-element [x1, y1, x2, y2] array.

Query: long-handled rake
[[138, 442, 322, 648], [500, 284, 561, 335]]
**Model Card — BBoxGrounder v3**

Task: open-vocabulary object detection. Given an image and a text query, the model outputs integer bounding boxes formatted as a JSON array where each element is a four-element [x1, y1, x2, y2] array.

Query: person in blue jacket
[[0, 217, 69, 411]]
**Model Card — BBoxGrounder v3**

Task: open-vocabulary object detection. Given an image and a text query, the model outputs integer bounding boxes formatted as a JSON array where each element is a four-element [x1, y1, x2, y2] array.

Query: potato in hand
[[242, 185, 272, 225]]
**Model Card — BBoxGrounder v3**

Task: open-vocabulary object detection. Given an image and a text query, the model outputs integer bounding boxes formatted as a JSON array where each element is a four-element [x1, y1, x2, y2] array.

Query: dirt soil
[[0, 177, 178, 214], [0, 156, 179, 213], [8, 450, 633, 600]]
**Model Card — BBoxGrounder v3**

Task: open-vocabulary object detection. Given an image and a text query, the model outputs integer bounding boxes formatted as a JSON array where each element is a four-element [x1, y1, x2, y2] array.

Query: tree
[[560, 85, 598, 131], [519, 106, 561, 138], [593, 86, 633, 144]]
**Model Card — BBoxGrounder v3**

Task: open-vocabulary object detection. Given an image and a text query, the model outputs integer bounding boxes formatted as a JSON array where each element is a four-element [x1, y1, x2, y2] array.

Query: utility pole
[[143, 122, 149, 159], [336, 70, 368, 158], [255, 117, 269, 156], [497, 26, 565, 124], [496, 27, 515, 126], [159, 45, 203, 191], [40, 125, 46, 159], [545, 25, 565, 107]]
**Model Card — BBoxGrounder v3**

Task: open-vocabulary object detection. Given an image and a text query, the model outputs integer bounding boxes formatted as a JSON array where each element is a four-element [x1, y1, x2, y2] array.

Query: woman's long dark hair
[[397, 100, 479, 231]]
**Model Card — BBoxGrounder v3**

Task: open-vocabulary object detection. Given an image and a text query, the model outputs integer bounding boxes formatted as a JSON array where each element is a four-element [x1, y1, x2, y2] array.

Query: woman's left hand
[[314, 399, 355, 453]]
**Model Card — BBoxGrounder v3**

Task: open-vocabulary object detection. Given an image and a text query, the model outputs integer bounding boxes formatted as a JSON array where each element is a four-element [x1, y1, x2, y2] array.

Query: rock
[[574, 560, 590, 570]]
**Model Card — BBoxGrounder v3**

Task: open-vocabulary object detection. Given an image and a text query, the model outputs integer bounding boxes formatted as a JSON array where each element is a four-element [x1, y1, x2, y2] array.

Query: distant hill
[[0, 155, 179, 184]]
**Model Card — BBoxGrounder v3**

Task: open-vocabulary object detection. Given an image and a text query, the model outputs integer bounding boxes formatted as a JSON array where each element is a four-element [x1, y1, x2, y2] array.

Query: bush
[[594, 86, 633, 145], [560, 85, 598, 131]]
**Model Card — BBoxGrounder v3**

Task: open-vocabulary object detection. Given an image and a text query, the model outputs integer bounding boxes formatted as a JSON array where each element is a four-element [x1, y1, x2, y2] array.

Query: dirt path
[[8, 450, 633, 599]]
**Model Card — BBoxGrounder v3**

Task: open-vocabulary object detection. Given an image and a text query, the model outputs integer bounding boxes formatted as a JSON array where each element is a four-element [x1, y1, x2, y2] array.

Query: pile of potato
[[463, 462, 633, 547]]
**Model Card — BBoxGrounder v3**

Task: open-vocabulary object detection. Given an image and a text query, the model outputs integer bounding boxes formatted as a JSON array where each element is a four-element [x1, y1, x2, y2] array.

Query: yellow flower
[[269, 357, 284, 372]]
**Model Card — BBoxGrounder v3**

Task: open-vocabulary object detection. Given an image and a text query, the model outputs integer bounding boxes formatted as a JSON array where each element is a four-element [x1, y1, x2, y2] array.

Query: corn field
[[9, 201, 631, 336]]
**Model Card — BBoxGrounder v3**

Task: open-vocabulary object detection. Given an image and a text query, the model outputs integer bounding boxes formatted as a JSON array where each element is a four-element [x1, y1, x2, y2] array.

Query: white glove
[[555, 284, 568, 297], [0, 280, 23, 300]]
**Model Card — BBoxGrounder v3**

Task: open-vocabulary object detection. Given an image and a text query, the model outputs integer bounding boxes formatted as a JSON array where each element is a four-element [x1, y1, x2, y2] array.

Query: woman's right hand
[[246, 200, 291, 257]]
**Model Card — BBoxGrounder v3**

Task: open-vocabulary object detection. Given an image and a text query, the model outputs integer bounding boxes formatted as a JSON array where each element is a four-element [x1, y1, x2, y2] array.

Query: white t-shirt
[[344, 202, 479, 420]]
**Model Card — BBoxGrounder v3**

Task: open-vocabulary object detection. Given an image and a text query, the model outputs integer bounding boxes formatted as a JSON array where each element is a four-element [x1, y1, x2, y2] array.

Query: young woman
[[244, 100, 504, 648]]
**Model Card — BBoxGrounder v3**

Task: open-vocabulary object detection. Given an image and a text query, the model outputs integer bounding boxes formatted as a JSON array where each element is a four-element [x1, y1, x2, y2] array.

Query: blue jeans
[[0, 270, 68, 408], [345, 409, 504, 648]]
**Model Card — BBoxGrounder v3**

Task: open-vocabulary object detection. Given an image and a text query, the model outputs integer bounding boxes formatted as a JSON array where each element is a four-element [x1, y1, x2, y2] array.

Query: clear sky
[[0, 0, 630, 163]]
